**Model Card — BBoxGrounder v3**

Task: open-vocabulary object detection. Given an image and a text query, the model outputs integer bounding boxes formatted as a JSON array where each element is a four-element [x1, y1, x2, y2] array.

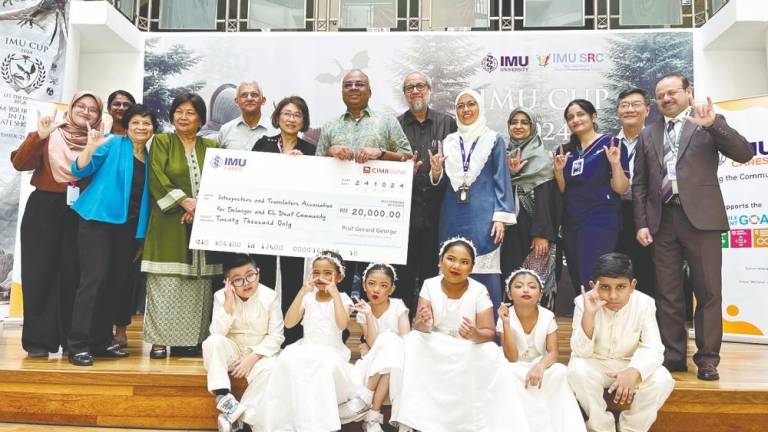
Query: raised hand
[[223, 279, 236, 315], [603, 139, 621, 166], [553, 144, 570, 172], [581, 283, 607, 316], [86, 122, 113, 149], [37, 107, 63, 139], [686, 95, 716, 128], [405, 150, 423, 174], [353, 298, 372, 316], [428, 148, 447, 178], [498, 302, 510, 324], [508, 148, 529, 175]]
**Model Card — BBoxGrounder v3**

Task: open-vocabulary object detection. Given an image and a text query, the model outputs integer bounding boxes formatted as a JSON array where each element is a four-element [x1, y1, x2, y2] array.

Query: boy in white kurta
[[568, 253, 674, 432], [202, 255, 285, 432]]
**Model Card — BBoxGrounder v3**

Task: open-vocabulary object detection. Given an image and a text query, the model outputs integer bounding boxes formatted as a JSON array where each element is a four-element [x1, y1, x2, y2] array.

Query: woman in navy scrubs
[[554, 99, 629, 292]]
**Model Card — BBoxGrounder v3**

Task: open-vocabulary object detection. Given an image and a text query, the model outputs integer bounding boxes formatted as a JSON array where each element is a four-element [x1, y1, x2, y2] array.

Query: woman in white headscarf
[[428, 89, 516, 319]]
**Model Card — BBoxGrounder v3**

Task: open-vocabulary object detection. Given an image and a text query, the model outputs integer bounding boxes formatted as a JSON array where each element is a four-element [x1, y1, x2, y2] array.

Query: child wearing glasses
[[202, 254, 285, 432]]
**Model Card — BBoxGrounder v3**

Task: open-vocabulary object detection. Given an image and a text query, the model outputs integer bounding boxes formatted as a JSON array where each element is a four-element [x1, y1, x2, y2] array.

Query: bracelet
[[378, 150, 386, 160]]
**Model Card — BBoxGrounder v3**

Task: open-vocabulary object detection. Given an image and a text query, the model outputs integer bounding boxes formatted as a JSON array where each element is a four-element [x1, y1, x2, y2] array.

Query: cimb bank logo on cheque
[[363, 166, 408, 175], [210, 155, 247, 171]]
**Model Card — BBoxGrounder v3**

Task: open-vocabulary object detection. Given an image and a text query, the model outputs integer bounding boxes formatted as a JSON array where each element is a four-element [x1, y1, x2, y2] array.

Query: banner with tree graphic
[[0, 0, 71, 304]]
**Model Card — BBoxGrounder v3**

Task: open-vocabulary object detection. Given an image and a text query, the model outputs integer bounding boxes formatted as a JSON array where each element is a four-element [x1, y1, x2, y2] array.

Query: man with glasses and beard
[[395, 72, 456, 315]]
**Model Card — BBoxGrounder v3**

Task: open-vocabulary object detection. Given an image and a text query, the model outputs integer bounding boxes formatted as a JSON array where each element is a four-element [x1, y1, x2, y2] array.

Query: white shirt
[[356, 297, 408, 335], [420, 276, 493, 337], [210, 284, 285, 357], [617, 128, 640, 200], [217, 115, 272, 150], [496, 305, 558, 362], [663, 108, 691, 155], [570, 290, 665, 381]]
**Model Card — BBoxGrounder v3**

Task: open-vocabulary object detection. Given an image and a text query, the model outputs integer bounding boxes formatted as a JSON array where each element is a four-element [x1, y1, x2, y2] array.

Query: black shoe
[[697, 361, 720, 381], [93, 344, 130, 358], [664, 360, 688, 373], [68, 352, 94, 366], [25, 347, 49, 358], [170, 345, 200, 357], [149, 345, 167, 359]]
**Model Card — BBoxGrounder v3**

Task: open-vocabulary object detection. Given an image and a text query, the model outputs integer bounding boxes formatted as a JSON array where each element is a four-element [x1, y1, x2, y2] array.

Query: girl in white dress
[[390, 238, 529, 432], [343, 263, 410, 431], [498, 269, 586, 432], [255, 251, 355, 432]]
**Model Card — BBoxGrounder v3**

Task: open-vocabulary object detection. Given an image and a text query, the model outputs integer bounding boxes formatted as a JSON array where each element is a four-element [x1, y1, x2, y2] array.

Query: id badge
[[66, 184, 80, 206], [457, 184, 470, 203], [571, 159, 584, 176], [667, 161, 679, 194]]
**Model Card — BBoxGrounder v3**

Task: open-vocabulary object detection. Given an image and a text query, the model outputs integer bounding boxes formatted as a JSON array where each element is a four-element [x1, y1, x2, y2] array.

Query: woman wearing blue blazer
[[66, 104, 155, 366]]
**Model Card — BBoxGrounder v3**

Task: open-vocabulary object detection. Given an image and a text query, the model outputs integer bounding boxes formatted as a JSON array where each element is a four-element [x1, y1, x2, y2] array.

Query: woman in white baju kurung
[[390, 238, 529, 432]]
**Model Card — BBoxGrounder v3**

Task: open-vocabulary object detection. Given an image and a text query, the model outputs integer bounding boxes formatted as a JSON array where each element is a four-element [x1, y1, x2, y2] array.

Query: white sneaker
[[397, 425, 414, 432], [363, 410, 384, 432], [338, 396, 370, 423], [217, 413, 232, 432], [216, 393, 246, 421]]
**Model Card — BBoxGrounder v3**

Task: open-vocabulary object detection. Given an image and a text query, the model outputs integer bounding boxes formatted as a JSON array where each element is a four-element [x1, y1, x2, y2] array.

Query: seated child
[[255, 251, 356, 432], [568, 253, 674, 432], [498, 269, 585, 432], [201, 254, 285, 432], [341, 263, 410, 431]]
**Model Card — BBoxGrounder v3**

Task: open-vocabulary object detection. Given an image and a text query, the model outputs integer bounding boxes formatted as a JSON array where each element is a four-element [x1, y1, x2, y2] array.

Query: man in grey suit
[[632, 73, 753, 381]]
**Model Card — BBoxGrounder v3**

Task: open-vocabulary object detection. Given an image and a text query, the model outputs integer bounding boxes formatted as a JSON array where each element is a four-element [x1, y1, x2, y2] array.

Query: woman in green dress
[[141, 92, 221, 358]]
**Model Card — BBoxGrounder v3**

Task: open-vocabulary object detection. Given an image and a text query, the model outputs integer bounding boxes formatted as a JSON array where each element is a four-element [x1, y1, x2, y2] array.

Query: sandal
[[149, 345, 167, 359]]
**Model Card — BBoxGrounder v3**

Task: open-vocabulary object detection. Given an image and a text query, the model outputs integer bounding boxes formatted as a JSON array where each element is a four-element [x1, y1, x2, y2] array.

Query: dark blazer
[[632, 114, 753, 234]]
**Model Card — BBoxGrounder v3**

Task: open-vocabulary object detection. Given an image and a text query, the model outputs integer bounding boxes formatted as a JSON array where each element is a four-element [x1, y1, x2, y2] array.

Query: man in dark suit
[[632, 73, 753, 381]]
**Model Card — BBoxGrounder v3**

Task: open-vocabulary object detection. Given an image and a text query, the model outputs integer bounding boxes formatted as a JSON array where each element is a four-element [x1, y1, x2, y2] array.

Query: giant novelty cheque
[[190, 150, 414, 264]]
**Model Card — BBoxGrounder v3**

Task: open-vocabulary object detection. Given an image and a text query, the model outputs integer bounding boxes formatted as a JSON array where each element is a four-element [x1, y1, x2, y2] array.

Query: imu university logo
[[481, 53, 499, 73], [1, 53, 46, 94]]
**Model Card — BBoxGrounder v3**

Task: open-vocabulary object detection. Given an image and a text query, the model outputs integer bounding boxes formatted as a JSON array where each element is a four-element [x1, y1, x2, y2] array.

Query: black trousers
[[394, 224, 439, 319], [616, 200, 657, 297], [67, 218, 138, 354], [251, 254, 306, 345], [20, 190, 79, 353]]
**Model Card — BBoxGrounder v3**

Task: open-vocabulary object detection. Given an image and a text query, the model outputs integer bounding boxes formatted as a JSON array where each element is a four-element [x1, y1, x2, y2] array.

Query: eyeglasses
[[110, 101, 132, 109], [509, 120, 531, 126], [238, 92, 262, 99], [280, 111, 303, 120], [404, 83, 428, 93], [456, 101, 478, 111], [619, 101, 646, 110], [655, 88, 686, 100], [73, 103, 100, 115], [343, 80, 368, 90], [230, 270, 260, 287]]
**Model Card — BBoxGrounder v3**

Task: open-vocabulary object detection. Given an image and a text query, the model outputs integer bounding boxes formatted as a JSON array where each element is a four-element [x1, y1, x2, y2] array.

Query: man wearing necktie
[[632, 73, 753, 381]]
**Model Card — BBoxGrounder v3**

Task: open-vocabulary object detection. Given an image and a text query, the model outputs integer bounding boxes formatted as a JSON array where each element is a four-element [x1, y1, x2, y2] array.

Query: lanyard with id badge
[[571, 146, 585, 177], [66, 181, 80, 206], [457, 136, 479, 203]]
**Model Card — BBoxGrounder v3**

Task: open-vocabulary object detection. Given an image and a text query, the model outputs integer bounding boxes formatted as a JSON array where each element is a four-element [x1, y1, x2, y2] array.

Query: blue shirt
[[558, 134, 629, 230], [71, 135, 150, 238]]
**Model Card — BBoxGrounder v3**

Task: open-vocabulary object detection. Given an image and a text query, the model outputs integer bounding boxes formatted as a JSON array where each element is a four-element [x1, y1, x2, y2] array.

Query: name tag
[[457, 184, 470, 203], [66, 184, 80, 206], [667, 161, 678, 194], [571, 159, 584, 176]]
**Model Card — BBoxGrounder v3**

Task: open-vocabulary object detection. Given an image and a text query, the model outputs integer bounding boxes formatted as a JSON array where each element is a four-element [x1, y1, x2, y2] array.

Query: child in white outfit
[[568, 253, 675, 432], [202, 255, 285, 432], [497, 269, 585, 432]]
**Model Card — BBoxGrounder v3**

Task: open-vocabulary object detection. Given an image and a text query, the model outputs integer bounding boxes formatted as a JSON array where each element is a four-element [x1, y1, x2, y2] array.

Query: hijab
[[507, 107, 554, 193], [443, 89, 498, 191], [48, 91, 103, 183]]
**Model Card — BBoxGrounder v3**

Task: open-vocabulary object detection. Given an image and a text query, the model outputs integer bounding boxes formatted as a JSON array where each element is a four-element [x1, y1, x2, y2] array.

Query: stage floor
[[1, 317, 766, 431]]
